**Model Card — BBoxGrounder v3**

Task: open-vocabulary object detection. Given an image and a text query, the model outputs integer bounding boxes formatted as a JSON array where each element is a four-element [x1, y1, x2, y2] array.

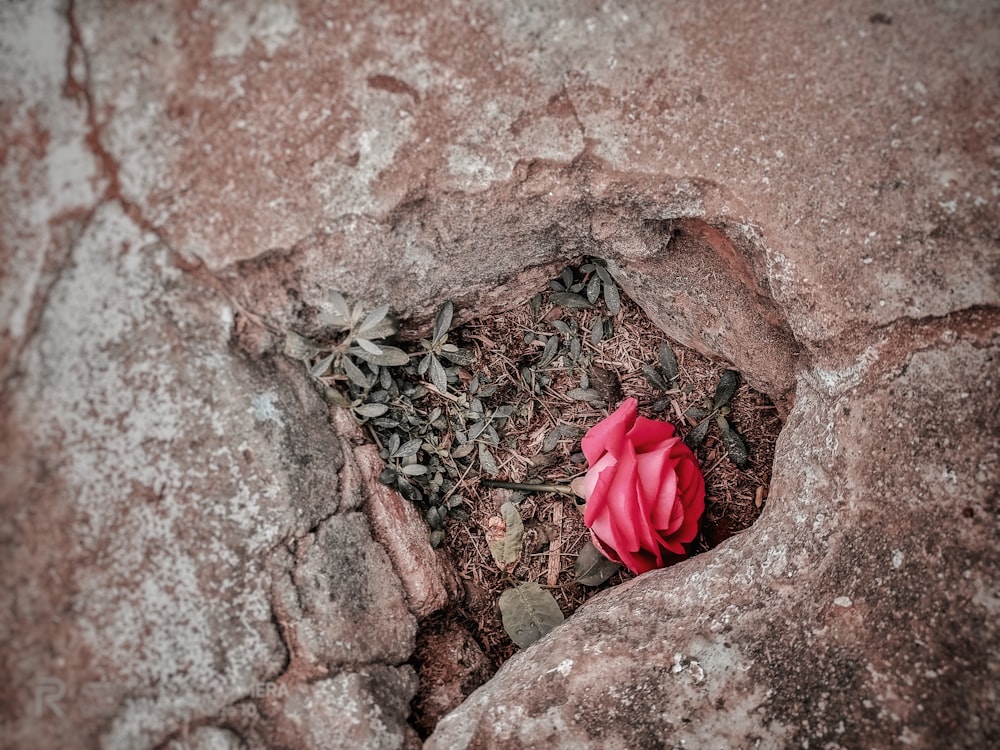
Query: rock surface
[[1, 1, 997, 749]]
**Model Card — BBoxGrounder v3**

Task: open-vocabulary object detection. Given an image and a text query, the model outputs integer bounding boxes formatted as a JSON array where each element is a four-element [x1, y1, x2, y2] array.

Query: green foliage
[[680, 369, 752, 468]]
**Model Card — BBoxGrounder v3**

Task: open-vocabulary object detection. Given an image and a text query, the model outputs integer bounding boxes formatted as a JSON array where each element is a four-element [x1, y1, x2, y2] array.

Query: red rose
[[577, 397, 706, 574]]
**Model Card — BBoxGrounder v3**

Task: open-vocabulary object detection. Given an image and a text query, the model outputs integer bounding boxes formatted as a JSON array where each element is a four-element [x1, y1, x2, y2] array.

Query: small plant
[[682, 369, 751, 468]]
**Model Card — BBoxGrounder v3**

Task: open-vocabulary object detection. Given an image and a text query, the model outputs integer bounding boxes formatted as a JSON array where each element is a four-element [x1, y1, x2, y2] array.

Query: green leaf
[[575, 541, 622, 586], [721, 423, 750, 469], [341, 355, 370, 388], [714, 369, 740, 409], [642, 364, 671, 392], [658, 343, 680, 384], [566, 388, 603, 402], [550, 292, 593, 310], [426, 505, 444, 529], [685, 419, 711, 448], [586, 275, 602, 304], [440, 348, 475, 366], [561, 267, 574, 288], [392, 438, 423, 459], [357, 305, 398, 339], [350, 345, 410, 367], [429, 529, 445, 548], [488, 502, 524, 569], [354, 402, 389, 418], [684, 406, 708, 420], [402, 463, 429, 477], [357, 303, 390, 335], [321, 291, 352, 329], [499, 582, 565, 649], [433, 301, 454, 345], [529, 293, 543, 319], [594, 264, 613, 286], [356, 338, 383, 355], [308, 351, 336, 379], [538, 336, 560, 367], [428, 353, 448, 393], [602, 275, 621, 315], [284, 331, 324, 360]]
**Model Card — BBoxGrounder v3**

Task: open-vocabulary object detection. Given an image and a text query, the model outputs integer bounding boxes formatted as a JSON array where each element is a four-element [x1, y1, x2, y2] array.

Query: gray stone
[[2, 0, 998, 748], [261, 667, 420, 750]]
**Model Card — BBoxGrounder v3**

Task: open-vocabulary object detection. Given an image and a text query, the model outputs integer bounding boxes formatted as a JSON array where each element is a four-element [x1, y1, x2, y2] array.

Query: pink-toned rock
[[332, 409, 462, 619], [2, 0, 998, 748]]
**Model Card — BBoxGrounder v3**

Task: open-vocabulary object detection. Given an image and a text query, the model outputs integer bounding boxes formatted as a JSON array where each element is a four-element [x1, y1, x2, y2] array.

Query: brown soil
[[408, 261, 782, 736]]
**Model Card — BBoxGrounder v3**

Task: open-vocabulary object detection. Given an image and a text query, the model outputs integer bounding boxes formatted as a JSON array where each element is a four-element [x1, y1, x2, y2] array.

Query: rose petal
[[603, 441, 642, 554], [583, 460, 619, 547], [590, 530, 623, 565], [584, 453, 617, 499], [620, 547, 658, 575], [635, 449, 671, 553], [581, 398, 637, 465], [650, 459, 679, 529], [665, 487, 686, 535], [627, 417, 675, 452]]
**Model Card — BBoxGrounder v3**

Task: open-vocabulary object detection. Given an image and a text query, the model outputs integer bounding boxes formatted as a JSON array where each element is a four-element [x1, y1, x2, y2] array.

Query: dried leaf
[[488, 502, 524, 569], [428, 354, 448, 393], [685, 419, 711, 448], [433, 300, 454, 345], [542, 426, 563, 453], [478, 444, 499, 475], [550, 292, 593, 310], [566, 388, 603, 402], [642, 364, 671, 392], [451, 442, 476, 459], [284, 331, 323, 360], [721, 424, 750, 469], [575, 541, 622, 586], [529, 293, 543, 319], [714, 369, 740, 409], [499, 582, 565, 648], [590, 316, 604, 344], [657, 343, 680, 384], [350, 345, 411, 367], [354, 403, 389, 418]]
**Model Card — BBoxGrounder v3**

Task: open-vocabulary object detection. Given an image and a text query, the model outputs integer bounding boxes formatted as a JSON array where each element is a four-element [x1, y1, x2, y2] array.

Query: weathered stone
[[272, 511, 416, 671], [260, 667, 420, 750], [2, 0, 998, 748], [428, 336, 1000, 749], [332, 409, 462, 620]]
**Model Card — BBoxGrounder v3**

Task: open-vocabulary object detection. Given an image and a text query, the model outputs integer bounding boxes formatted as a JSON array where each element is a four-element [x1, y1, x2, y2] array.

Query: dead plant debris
[[285, 258, 783, 727]]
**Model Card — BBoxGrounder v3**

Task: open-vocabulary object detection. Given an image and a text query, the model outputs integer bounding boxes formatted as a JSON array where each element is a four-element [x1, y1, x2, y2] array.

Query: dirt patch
[[401, 259, 782, 734]]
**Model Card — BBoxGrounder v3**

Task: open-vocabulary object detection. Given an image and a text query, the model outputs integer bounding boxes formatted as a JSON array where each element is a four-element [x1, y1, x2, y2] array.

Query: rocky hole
[[291, 251, 785, 738]]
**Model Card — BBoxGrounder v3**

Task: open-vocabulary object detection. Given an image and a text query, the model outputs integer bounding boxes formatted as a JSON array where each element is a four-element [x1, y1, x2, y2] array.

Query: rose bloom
[[577, 397, 706, 574]]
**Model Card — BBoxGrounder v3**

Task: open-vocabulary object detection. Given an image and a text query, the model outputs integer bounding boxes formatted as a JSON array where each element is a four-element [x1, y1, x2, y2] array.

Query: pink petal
[[583, 460, 618, 541], [584, 453, 617, 499], [626, 417, 675, 452], [665, 488, 686, 535], [604, 441, 642, 553], [590, 531, 623, 564], [650, 460, 679, 528], [581, 398, 637, 464]]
